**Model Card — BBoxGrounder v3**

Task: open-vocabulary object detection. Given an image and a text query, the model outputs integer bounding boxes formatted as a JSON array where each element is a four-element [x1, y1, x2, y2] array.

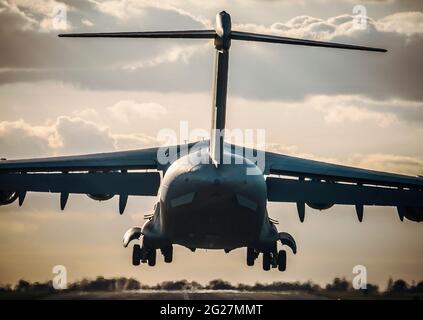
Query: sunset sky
[[0, 0, 422, 289]]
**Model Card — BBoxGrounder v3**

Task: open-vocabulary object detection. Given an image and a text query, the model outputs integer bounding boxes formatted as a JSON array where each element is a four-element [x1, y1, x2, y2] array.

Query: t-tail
[[59, 11, 387, 166]]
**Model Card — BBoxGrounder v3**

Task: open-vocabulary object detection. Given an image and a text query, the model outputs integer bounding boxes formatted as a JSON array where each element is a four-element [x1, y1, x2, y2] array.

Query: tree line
[[1, 276, 422, 295]]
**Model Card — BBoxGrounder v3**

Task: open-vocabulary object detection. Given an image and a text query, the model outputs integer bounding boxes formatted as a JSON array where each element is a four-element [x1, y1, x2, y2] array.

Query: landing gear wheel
[[247, 247, 255, 266], [162, 246, 173, 263], [262, 252, 271, 271], [132, 244, 141, 266], [277, 250, 286, 271], [147, 249, 156, 266]]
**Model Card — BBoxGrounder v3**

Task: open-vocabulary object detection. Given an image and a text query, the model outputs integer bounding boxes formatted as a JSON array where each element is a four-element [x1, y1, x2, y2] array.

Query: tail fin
[[59, 11, 386, 166]]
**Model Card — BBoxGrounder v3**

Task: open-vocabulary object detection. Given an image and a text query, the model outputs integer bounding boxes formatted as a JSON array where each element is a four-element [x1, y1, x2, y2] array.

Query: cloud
[[88, 0, 212, 28], [313, 95, 423, 126], [319, 105, 396, 127], [0, 119, 54, 158], [266, 142, 423, 176], [121, 43, 210, 71], [249, 94, 423, 127], [73, 108, 99, 120], [81, 18, 94, 27], [0, 115, 159, 159], [108, 100, 167, 122], [1, 0, 73, 32], [378, 11, 423, 36], [89, 0, 144, 20], [0, 0, 38, 31], [351, 153, 423, 175], [0, 2, 423, 102], [233, 6, 423, 39], [54, 116, 115, 154], [309, 95, 398, 127]]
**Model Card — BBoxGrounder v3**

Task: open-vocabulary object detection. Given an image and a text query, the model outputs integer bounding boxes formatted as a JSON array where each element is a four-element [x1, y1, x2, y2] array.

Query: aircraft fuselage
[[152, 151, 272, 250]]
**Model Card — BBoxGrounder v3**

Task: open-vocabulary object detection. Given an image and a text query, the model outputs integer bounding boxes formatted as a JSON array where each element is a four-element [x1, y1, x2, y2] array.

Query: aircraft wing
[[0, 146, 164, 213], [242, 147, 423, 222]]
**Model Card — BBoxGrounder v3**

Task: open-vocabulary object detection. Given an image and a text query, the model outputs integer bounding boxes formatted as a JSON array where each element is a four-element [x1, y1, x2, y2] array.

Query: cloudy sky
[[0, 0, 422, 289]]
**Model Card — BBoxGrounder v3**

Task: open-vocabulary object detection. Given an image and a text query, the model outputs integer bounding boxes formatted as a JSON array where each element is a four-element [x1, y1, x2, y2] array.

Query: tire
[[262, 252, 271, 271], [147, 249, 156, 266], [164, 246, 173, 263], [277, 250, 286, 272], [247, 247, 255, 266], [132, 244, 141, 266]]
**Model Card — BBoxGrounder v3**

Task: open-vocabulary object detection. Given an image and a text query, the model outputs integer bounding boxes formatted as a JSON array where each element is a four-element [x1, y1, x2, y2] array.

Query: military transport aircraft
[[0, 11, 421, 271]]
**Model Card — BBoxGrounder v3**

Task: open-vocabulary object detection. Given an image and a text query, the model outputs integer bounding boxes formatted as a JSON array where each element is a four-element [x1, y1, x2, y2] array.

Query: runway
[[46, 290, 329, 300]]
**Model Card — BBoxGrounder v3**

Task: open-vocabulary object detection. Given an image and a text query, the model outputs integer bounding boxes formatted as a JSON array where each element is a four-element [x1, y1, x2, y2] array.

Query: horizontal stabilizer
[[231, 31, 387, 52], [59, 30, 216, 39]]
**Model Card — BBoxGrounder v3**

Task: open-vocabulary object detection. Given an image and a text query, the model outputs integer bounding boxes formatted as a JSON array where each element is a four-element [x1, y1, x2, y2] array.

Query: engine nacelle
[[86, 170, 116, 201], [0, 190, 18, 205], [87, 194, 114, 201], [400, 207, 423, 222], [307, 203, 334, 210]]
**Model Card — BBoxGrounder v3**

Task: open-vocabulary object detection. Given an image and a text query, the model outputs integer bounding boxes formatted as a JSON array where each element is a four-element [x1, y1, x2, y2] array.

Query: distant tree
[[236, 283, 251, 291], [190, 281, 202, 290], [157, 280, 194, 291], [386, 277, 393, 292], [15, 280, 31, 292], [362, 283, 379, 295], [206, 279, 235, 290], [326, 277, 350, 292], [391, 279, 408, 293], [411, 281, 423, 293], [126, 278, 141, 290], [0, 284, 12, 293]]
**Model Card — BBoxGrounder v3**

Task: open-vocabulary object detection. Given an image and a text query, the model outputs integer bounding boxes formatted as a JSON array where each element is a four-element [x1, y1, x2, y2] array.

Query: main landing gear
[[132, 244, 173, 266], [246, 232, 296, 272], [247, 248, 287, 272]]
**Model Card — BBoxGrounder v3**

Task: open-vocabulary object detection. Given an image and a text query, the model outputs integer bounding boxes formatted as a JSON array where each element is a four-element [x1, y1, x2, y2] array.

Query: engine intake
[[399, 206, 423, 222], [0, 190, 18, 205], [307, 203, 334, 210], [87, 194, 114, 201]]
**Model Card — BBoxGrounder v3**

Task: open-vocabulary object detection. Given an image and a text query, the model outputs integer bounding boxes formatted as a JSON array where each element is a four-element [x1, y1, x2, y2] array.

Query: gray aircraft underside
[[0, 11, 421, 271]]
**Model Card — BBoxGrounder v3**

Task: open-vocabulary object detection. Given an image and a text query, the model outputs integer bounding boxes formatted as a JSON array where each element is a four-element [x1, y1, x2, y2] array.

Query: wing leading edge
[[0, 147, 160, 173]]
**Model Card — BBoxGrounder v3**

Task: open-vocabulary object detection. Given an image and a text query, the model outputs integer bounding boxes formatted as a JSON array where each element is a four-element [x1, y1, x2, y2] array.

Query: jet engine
[[87, 194, 114, 201], [0, 190, 18, 206], [306, 179, 334, 210], [306, 203, 334, 210], [399, 207, 423, 222], [86, 170, 115, 201]]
